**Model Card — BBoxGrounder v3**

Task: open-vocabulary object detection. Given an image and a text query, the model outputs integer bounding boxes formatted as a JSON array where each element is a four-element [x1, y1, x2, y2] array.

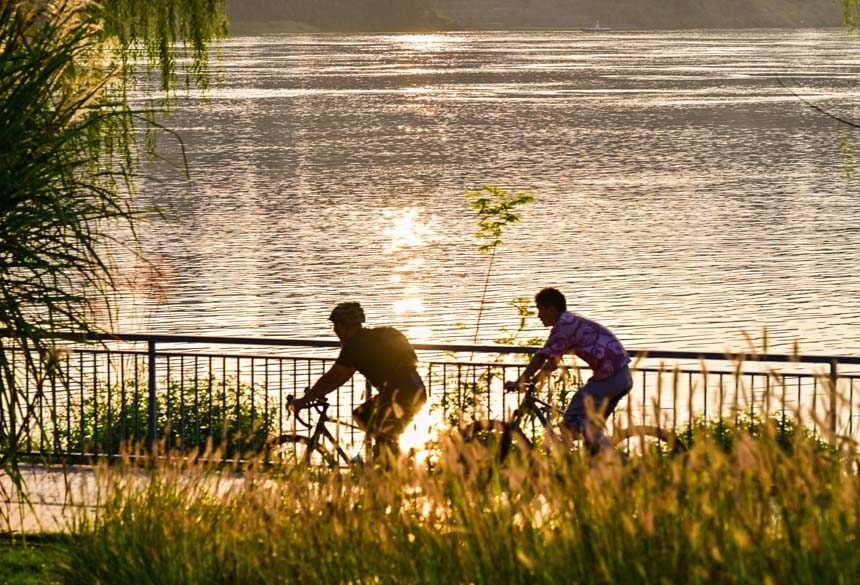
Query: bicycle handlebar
[[505, 381, 538, 393], [287, 393, 329, 429]]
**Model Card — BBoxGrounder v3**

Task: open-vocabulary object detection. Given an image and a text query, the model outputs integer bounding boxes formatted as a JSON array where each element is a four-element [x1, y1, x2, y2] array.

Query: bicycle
[[458, 383, 686, 463], [264, 395, 369, 468]]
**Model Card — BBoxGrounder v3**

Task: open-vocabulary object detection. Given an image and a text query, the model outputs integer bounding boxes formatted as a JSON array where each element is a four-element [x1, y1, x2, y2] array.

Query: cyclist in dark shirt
[[290, 302, 426, 463]]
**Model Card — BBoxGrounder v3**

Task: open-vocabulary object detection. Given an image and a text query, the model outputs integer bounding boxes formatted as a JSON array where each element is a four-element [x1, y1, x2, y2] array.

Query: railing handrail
[[21, 331, 860, 366]]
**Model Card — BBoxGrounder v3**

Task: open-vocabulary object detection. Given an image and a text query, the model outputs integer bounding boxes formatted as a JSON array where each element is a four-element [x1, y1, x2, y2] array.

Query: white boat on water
[[581, 20, 611, 32]]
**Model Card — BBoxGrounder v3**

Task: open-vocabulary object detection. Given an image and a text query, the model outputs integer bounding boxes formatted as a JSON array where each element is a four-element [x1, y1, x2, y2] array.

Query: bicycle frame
[[282, 397, 366, 467], [507, 383, 684, 455], [510, 384, 564, 440]]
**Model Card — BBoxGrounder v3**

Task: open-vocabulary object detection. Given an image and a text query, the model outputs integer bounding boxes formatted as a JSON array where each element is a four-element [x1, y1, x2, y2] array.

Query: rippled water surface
[[130, 29, 860, 356]]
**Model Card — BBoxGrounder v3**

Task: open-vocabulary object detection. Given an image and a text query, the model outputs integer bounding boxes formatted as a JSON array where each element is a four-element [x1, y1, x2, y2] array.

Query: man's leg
[[353, 387, 427, 462], [352, 394, 379, 433], [375, 387, 427, 460], [563, 366, 632, 453]]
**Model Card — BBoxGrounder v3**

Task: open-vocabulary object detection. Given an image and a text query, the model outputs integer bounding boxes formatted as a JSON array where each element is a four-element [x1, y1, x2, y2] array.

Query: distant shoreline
[[228, 20, 322, 35], [227, 22, 849, 36], [225, 0, 845, 36]]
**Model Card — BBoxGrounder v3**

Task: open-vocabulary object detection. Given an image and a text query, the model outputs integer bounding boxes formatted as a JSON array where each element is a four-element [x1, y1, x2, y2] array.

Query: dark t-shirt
[[335, 327, 420, 394]]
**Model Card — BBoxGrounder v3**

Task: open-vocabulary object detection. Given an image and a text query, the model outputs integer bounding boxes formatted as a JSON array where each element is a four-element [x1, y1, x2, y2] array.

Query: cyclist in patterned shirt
[[290, 302, 426, 464], [505, 287, 632, 453]]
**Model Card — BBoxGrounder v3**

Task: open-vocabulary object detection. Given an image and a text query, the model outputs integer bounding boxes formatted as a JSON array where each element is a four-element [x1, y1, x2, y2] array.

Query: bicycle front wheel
[[611, 425, 686, 457], [269, 434, 340, 468], [459, 420, 533, 464]]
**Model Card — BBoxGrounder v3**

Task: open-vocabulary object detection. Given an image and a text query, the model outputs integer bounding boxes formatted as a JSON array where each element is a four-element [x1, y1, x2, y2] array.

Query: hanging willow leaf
[[0, 0, 226, 509]]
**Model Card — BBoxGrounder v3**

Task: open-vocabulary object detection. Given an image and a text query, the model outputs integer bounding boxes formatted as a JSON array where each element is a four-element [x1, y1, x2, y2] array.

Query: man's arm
[[292, 363, 356, 409], [506, 352, 555, 390]]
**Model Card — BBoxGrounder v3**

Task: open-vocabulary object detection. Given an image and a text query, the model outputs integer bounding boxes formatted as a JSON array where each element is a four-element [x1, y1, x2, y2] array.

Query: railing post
[[148, 338, 157, 452], [364, 378, 372, 462], [830, 359, 838, 434]]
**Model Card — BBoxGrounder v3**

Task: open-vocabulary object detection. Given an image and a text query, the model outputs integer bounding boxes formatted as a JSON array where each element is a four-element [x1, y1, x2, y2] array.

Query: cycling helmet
[[328, 302, 365, 326]]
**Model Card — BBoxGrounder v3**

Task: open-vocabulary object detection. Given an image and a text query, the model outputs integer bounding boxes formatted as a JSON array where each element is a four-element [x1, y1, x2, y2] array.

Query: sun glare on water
[[380, 207, 439, 336], [378, 206, 445, 459], [381, 207, 437, 254], [399, 400, 445, 465], [386, 34, 463, 52]]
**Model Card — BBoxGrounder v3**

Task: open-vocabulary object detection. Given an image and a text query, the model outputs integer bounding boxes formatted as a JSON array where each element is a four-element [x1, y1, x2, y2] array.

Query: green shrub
[[56, 376, 278, 459], [679, 412, 832, 455]]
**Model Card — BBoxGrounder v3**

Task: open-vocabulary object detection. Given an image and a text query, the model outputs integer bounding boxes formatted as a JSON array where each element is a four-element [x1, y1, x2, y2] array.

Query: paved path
[[0, 464, 101, 533], [0, 463, 257, 534]]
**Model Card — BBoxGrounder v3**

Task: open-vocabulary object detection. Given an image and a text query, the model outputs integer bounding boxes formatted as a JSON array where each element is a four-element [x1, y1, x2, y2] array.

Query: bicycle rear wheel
[[611, 425, 686, 457], [269, 434, 340, 468], [459, 420, 533, 464]]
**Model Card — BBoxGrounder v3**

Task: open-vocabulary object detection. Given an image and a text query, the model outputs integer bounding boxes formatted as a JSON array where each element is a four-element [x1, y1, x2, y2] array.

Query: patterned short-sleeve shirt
[[540, 311, 630, 381]]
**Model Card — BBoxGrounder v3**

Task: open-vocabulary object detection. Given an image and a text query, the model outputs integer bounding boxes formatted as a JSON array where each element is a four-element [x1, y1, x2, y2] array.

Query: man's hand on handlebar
[[288, 392, 309, 413], [504, 380, 524, 392]]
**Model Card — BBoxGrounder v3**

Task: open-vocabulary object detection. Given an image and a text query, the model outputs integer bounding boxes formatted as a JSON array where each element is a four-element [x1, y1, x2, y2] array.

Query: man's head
[[328, 301, 365, 340], [534, 287, 565, 327]]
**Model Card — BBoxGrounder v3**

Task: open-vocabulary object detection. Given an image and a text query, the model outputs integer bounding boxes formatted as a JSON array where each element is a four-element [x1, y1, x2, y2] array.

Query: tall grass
[[58, 413, 860, 584]]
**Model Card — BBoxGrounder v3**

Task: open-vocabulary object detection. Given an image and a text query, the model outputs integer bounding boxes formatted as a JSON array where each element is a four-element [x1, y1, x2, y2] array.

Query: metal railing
[[1, 333, 859, 462]]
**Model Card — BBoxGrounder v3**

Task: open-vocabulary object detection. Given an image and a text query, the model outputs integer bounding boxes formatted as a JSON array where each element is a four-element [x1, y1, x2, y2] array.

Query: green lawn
[[0, 539, 67, 585]]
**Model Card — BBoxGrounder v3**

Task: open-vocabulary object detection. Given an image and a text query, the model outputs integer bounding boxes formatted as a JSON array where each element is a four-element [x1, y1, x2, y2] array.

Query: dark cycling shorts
[[352, 373, 426, 439]]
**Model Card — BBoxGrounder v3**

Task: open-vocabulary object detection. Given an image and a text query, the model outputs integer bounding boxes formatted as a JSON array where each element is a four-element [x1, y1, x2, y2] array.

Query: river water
[[128, 29, 860, 357]]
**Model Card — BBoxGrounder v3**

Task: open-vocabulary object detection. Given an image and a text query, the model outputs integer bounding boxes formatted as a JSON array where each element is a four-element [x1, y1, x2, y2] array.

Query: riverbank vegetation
[[431, 0, 846, 31], [226, 0, 454, 34], [225, 0, 848, 34], [23, 415, 855, 584]]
